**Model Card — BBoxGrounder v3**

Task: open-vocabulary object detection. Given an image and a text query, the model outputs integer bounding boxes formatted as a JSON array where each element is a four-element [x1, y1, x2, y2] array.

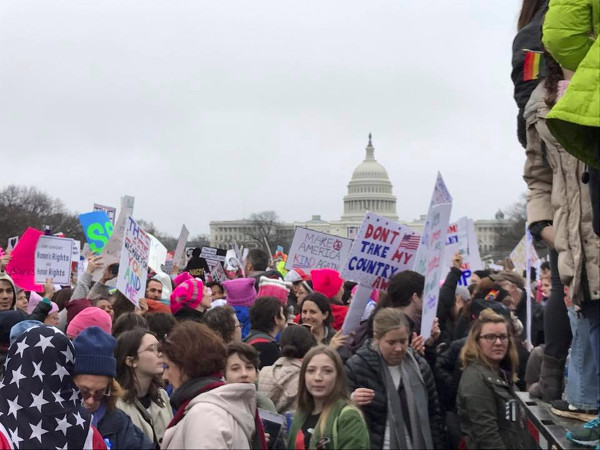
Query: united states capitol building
[[209, 135, 510, 260]]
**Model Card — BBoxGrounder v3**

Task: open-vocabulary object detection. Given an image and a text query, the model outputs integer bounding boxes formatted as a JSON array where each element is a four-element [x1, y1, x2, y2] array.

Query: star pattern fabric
[[0, 325, 93, 449]]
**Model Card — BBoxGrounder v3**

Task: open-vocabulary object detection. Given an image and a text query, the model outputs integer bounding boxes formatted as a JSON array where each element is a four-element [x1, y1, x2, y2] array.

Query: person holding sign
[[345, 308, 445, 449], [299, 293, 346, 349]]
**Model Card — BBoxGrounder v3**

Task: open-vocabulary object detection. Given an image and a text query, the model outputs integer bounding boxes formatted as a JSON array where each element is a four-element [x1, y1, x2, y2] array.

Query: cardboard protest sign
[[34, 235, 73, 285], [147, 234, 167, 272], [413, 172, 453, 275], [79, 211, 114, 254], [209, 261, 227, 282], [200, 246, 227, 263], [441, 217, 483, 286], [171, 225, 189, 273], [93, 203, 117, 225], [6, 228, 44, 292], [7, 236, 19, 252], [285, 227, 353, 272], [340, 212, 419, 290], [341, 283, 374, 335], [93, 195, 135, 282], [116, 216, 150, 307], [420, 203, 453, 340], [509, 234, 539, 274]]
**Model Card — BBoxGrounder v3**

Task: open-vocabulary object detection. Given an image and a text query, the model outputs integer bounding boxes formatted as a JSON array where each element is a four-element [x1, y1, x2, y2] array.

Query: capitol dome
[[341, 134, 398, 221]]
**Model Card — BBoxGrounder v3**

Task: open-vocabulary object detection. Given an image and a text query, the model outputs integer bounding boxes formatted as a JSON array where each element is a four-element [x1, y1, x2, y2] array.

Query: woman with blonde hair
[[345, 307, 444, 449], [287, 346, 369, 449], [457, 308, 527, 449]]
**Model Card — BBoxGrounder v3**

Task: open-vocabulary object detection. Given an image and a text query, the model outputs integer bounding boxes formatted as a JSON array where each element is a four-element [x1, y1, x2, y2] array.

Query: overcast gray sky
[[2, 0, 525, 237]]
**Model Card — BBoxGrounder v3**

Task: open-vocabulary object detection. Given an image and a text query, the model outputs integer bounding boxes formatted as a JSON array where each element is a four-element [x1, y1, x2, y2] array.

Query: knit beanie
[[284, 268, 310, 283], [257, 276, 292, 306], [66, 298, 93, 324], [311, 269, 344, 299], [222, 278, 257, 307], [9, 320, 42, 346], [170, 277, 204, 315], [73, 326, 117, 377], [66, 307, 112, 338], [27, 291, 59, 316]]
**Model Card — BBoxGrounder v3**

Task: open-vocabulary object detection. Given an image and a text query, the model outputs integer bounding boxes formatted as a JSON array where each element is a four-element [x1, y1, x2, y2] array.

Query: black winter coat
[[345, 341, 446, 450], [434, 337, 466, 413], [437, 267, 462, 345], [98, 408, 155, 450]]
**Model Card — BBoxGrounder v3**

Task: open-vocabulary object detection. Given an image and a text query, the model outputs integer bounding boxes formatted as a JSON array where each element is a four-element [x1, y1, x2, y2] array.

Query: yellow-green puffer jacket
[[542, 0, 599, 168]]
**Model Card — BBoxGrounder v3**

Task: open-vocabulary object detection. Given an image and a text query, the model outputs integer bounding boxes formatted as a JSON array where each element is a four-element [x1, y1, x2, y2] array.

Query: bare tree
[[497, 193, 548, 258], [241, 211, 282, 254], [0, 185, 85, 246]]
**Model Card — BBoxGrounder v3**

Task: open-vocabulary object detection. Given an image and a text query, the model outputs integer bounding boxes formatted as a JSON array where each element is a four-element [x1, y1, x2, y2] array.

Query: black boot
[[539, 354, 566, 402]]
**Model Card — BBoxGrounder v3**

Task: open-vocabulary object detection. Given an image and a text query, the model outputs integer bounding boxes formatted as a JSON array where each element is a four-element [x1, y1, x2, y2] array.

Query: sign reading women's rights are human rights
[[340, 212, 419, 290]]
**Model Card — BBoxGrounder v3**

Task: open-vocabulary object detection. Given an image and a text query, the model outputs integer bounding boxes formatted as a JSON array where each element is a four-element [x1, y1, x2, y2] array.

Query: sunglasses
[[80, 384, 111, 401]]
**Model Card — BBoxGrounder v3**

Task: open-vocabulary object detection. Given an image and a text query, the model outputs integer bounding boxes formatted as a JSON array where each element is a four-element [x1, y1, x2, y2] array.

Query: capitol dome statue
[[341, 134, 399, 221]]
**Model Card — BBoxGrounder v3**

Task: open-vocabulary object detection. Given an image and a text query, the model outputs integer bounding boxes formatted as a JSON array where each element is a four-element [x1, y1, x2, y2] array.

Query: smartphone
[[258, 408, 285, 449], [109, 263, 119, 275]]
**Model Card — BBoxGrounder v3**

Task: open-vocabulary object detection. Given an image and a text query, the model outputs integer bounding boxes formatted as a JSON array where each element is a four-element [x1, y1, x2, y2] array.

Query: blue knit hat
[[73, 326, 117, 377]]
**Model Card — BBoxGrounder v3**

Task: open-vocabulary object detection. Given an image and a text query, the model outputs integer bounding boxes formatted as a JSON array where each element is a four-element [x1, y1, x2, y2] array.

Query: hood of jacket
[[260, 357, 301, 387], [524, 82, 551, 124], [186, 383, 257, 441]]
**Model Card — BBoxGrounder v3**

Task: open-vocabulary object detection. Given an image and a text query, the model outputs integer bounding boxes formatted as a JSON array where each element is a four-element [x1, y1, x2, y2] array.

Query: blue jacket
[[232, 305, 251, 339], [98, 408, 155, 450]]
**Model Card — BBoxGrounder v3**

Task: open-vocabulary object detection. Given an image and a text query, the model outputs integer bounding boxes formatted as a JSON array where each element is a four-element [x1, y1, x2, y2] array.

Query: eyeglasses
[[80, 385, 111, 401], [138, 344, 162, 355], [479, 334, 509, 343]]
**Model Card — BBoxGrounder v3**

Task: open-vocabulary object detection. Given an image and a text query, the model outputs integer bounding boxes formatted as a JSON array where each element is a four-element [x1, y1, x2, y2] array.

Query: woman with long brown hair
[[287, 346, 369, 449], [457, 309, 526, 449]]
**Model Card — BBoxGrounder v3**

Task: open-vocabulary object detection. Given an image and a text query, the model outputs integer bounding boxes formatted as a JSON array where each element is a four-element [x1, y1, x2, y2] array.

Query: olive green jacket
[[543, 0, 600, 167], [457, 362, 528, 449], [287, 399, 370, 450]]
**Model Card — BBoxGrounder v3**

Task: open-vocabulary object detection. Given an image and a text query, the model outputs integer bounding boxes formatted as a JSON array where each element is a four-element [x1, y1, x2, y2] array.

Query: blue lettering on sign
[[79, 211, 114, 253]]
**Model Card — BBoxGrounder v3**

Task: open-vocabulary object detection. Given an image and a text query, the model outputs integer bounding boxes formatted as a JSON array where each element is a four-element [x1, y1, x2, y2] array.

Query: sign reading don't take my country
[[285, 227, 353, 271], [34, 235, 73, 285], [340, 212, 419, 290]]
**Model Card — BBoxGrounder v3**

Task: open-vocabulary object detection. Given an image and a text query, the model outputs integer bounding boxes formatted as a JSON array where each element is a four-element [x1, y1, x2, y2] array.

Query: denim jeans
[[581, 301, 600, 414], [565, 306, 599, 411]]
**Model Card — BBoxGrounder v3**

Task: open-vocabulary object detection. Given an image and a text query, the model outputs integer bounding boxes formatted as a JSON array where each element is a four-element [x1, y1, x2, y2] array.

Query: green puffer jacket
[[457, 362, 528, 449], [287, 399, 370, 449], [542, 0, 600, 168]]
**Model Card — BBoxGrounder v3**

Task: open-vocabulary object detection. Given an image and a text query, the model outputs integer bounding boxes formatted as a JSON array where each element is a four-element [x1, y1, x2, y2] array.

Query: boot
[[529, 382, 542, 398], [539, 354, 566, 402]]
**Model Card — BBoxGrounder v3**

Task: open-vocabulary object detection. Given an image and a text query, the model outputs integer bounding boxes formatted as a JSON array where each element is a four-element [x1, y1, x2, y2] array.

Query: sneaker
[[566, 418, 600, 447], [551, 400, 598, 422]]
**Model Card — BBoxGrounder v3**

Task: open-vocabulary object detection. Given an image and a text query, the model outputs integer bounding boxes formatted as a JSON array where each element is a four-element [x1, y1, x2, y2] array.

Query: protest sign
[[413, 172, 453, 275], [441, 217, 483, 286], [93, 203, 117, 224], [71, 240, 81, 281], [341, 283, 374, 336], [340, 212, 419, 290], [93, 195, 135, 282], [147, 234, 167, 272], [171, 225, 189, 273], [200, 246, 227, 263], [116, 216, 150, 307], [420, 203, 453, 340], [6, 228, 44, 292], [34, 235, 73, 285], [285, 227, 353, 272], [509, 234, 539, 274], [79, 211, 114, 254], [209, 261, 227, 282], [7, 236, 19, 252]]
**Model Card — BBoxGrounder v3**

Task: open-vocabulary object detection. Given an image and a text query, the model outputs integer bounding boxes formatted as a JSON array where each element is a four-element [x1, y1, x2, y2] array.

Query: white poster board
[[93, 203, 117, 225], [285, 227, 353, 272], [7, 236, 19, 252], [93, 195, 135, 282], [420, 203, 453, 340], [172, 224, 189, 272], [34, 235, 73, 285], [116, 216, 150, 307], [147, 233, 167, 272], [340, 212, 419, 290]]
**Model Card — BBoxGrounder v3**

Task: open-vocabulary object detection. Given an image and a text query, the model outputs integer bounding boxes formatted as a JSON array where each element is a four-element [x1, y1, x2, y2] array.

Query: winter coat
[[97, 408, 154, 450], [543, 0, 600, 168], [245, 329, 280, 369], [524, 82, 600, 303], [435, 337, 466, 413], [287, 399, 370, 450], [345, 342, 445, 450], [330, 303, 348, 331], [161, 383, 257, 449], [511, 0, 547, 148], [116, 388, 173, 447], [233, 305, 251, 339], [258, 357, 302, 414], [437, 267, 462, 344], [457, 361, 528, 449]]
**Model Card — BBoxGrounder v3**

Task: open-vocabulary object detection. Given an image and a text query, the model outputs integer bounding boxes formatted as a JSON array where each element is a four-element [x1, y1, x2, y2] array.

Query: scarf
[[377, 348, 433, 450], [0, 325, 92, 449]]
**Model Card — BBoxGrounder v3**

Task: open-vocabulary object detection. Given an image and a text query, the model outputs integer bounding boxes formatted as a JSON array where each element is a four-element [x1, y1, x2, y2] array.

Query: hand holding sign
[[0, 252, 11, 271]]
